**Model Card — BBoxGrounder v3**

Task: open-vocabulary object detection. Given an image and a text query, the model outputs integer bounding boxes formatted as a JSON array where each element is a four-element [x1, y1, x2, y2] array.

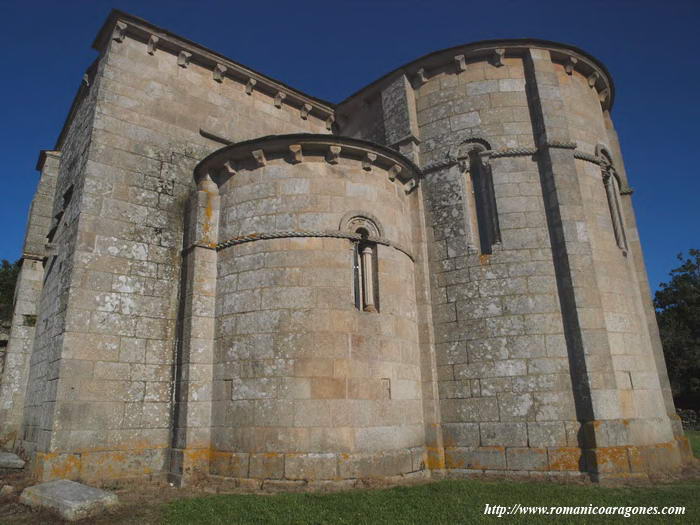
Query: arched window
[[341, 213, 381, 313], [353, 228, 378, 312], [597, 146, 627, 255], [456, 139, 501, 255]]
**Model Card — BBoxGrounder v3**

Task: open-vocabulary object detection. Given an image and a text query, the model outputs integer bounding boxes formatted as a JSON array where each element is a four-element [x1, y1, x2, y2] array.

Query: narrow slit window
[[466, 150, 501, 255]]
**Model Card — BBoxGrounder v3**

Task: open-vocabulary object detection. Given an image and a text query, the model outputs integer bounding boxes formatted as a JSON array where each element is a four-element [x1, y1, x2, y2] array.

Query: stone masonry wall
[[412, 57, 582, 473], [601, 113, 685, 445], [524, 48, 682, 473], [25, 27, 332, 483], [19, 66, 100, 468], [0, 152, 59, 449], [337, 45, 687, 476], [556, 63, 675, 446], [208, 150, 425, 481]]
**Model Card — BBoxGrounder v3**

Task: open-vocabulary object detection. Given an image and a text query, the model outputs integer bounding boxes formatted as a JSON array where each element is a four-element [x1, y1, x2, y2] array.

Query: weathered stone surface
[[19, 480, 118, 521], [0, 452, 25, 469], [0, 9, 686, 487]]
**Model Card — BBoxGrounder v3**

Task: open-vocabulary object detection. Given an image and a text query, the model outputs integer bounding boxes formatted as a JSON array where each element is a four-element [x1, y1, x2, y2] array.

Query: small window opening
[[466, 150, 501, 255], [603, 171, 628, 255], [353, 227, 379, 312], [599, 148, 628, 255]]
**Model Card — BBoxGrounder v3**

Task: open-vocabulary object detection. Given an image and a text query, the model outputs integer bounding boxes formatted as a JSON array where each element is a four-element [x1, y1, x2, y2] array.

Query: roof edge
[[338, 38, 615, 111], [93, 10, 335, 112], [195, 133, 422, 183]]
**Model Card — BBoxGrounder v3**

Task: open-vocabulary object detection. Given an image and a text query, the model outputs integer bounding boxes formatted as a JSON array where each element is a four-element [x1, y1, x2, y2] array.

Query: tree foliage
[[654, 249, 700, 406]]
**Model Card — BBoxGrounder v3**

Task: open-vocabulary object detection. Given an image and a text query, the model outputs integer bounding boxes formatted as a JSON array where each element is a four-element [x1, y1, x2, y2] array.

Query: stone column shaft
[[169, 182, 219, 485], [361, 246, 375, 311]]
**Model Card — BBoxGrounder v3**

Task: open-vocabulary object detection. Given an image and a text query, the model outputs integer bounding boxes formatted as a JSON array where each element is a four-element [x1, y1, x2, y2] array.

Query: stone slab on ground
[[19, 479, 118, 521], [0, 452, 25, 469]]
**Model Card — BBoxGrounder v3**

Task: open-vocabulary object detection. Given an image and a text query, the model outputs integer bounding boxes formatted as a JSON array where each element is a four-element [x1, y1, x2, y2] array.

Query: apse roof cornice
[[338, 39, 616, 112], [194, 133, 421, 192]]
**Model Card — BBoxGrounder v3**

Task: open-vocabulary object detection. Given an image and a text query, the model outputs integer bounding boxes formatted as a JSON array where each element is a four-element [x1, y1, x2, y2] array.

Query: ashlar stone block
[[19, 480, 118, 522]]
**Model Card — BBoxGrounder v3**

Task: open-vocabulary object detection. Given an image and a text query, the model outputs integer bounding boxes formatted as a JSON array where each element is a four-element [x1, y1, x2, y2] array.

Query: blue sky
[[0, 0, 697, 292]]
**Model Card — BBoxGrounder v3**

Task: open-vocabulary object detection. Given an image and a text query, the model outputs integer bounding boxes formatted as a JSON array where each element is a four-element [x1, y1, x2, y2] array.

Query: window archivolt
[[596, 145, 627, 255], [341, 213, 381, 313], [455, 139, 501, 255]]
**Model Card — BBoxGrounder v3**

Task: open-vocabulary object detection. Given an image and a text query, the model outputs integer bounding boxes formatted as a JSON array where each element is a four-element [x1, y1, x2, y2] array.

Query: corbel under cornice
[[339, 40, 615, 114], [194, 134, 422, 194], [94, 10, 335, 123]]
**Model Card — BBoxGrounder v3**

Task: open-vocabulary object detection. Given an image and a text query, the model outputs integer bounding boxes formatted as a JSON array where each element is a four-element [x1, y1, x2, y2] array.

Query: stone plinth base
[[31, 449, 168, 486], [443, 439, 688, 480], [22, 439, 693, 489]]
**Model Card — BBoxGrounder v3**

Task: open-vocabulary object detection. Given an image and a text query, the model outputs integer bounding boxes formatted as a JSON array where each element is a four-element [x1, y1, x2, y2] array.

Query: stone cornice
[[194, 134, 422, 192], [93, 10, 335, 121], [338, 39, 615, 112]]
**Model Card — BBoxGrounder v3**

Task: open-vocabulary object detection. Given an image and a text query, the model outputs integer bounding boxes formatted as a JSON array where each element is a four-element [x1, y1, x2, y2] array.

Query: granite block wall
[[8, 15, 334, 483], [181, 137, 425, 483]]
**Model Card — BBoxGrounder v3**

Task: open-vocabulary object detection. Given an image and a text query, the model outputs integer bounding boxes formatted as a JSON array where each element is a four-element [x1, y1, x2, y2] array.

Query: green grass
[[164, 479, 699, 524], [687, 430, 700, 458], [164, 431, 700, 524]]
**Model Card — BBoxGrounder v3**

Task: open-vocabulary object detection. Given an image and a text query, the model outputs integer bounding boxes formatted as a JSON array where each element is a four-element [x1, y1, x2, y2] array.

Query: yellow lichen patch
[[628, 446, 644, 472], [183, 448, 212, 466], [209, 450, 233, 476], [548, 447, 582, 471], [591, 446, 629, 473], [34, 452, 81, 481], [424, 446, 445, 470], [479, 254, 490, 265], [200, 192, 217, 244], [50, 456, 75, 479]]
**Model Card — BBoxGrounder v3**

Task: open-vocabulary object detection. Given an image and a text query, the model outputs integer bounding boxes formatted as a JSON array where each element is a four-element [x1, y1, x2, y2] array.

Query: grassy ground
[[163, 432, 700, 525], [162, 431, 700, 524], [164, 479, 699, 524], [687, 430, 700, 458]]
